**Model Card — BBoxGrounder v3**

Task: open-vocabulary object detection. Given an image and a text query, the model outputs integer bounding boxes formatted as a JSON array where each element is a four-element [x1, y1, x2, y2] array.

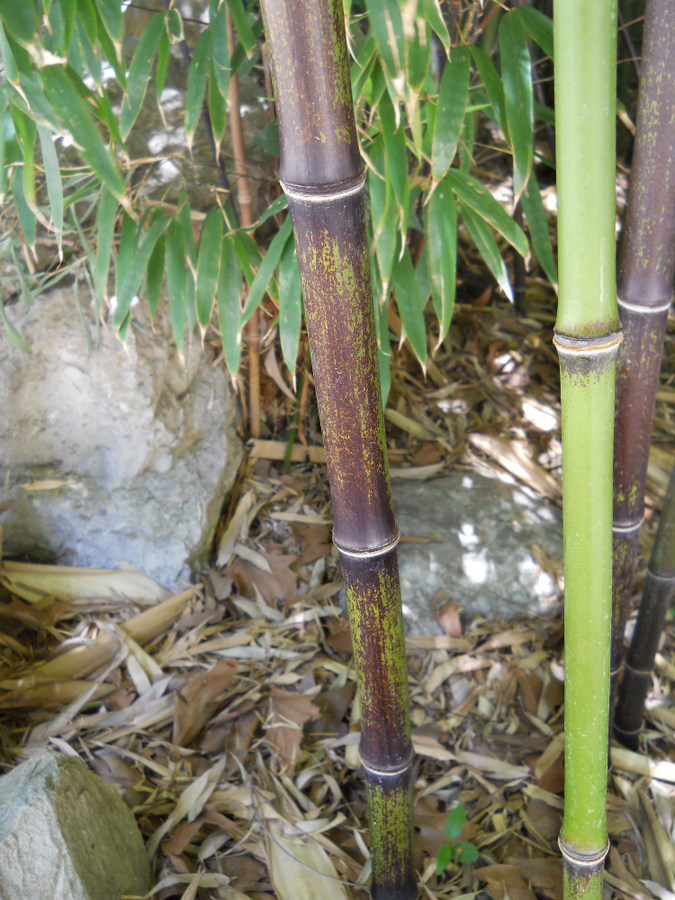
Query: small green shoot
[[436, 801, 479, 876]]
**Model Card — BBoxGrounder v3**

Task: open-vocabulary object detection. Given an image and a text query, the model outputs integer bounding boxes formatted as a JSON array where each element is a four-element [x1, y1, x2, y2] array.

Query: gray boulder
[[392, 470, 563, 634], [1, 284, 243, 587], [0, 752, 150, 900]]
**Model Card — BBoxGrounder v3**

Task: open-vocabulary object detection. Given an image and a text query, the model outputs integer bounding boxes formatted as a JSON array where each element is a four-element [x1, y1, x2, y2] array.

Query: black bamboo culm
[[611, 0, 675, 726], [258, 1, 416, 896], [615, 463, 675, 747]]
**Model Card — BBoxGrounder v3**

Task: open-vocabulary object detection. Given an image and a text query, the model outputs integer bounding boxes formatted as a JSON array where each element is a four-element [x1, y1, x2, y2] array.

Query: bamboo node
[[558, 837, 610, 867], [624, 661, 654, 676], [280, 171, 367, 203], [617, 295, 673, 315], [613, 518, 644, 534], [552, 330, 623, 357], [334, 532, 400, 558], [361, 753, 414, 779]]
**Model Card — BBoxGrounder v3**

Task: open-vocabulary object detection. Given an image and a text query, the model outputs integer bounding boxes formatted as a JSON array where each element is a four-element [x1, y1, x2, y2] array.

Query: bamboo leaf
[[513, 6, 553, 60], [226, 0, 256, 54], [435, 843, 453, 875], [469, 45, 507, 137], [0, 18, 19, 83], [421, 0, 450, 50], [156, 30, 170, 106], [242, 215, 292, 323], [278, 238, 302, 374], [211, 0, 230, 100], [10, 163, 36, 245], [208, 65, 227, 143], [0, 301, 26, 350], [406, 17, 431, 94], [365, 0, 405, 87], [147, 228, 166, 319], [217, 234, 243, 375], [40, 65, 125, 201], [444, 168, 528, 257], [460, 201, 513, 302], [521, 171, 557, 284], [166, 219, 187, 352], [378, 91, 408, 218], [393, 247, 426, 365], [120, 13, 165, 140], [445, 802, 466, 841], [10, 105, 37, 213], [196, 208, 224, 327], [37, 124, 63, 255], [165, 8, 183, 43], [114, 216, 171, 329], [432, 46, 470, 181], [95, 0, 123, 45], [499, 11, 533, 200], [185, 28, 212, 148], [425, 180, 457, 346], [115, 211, 138, 300], [93, 188, 117, 308], [0, 0, 39, 45]]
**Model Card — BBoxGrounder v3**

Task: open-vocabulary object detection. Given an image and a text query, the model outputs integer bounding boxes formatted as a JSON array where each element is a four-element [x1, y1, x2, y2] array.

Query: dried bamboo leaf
[[0, 561, 167, 605], [266, 818, 353, 900]]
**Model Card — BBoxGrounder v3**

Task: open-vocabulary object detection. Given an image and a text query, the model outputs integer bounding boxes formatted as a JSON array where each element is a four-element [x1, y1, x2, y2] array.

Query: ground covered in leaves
[[1, 288, 674, 900]]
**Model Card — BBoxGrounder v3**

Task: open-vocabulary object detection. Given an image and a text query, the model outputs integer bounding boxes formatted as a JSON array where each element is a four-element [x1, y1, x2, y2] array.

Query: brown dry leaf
[[265, 818, 353, 900], [173, 659, 238, 747], [292, 522, 332, 566], [505, 857, 563, 900], [476, 864, 538, 900], [231, 552, 298, 607], [468, 434, 561, 499], [267, 686, 321, 770], [0, 594, 71, 629]]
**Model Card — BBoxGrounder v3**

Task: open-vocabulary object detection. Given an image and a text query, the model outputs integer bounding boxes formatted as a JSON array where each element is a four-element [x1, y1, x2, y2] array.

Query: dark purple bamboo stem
[[258, 1, 415, 895], [611, 0, 675, 723], [615, 463, 675, 747]]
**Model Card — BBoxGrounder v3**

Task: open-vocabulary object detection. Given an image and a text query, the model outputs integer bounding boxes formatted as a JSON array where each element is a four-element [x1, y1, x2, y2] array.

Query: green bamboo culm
[[258, 1, 416, 897], [553, 2, 620, 898]]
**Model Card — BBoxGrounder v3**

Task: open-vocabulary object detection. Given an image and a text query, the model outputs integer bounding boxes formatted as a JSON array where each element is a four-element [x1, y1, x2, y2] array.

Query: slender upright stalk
[[259, 2, 415, 897], [615, 464, 675, 747], [553, 3, 619, 898], [227, 8, 262, 438], [611, 0, 675, 731]]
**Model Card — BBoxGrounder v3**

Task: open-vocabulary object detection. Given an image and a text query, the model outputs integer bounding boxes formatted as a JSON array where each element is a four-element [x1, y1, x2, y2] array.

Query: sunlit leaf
[[406, 17, 431, 93], [444, 168, 528, 257], [0, 0, 39, 45], [393, 247, 426, 365], [499, 11, 533, 200], [426, 180, 457, 346], [420, 0, 450, 50], [196, 208, 224, 327], [365, 0, 405, 87], [96, 0, 123, 44], [432, 46, 470, 181], [227, 0, 256, 54]]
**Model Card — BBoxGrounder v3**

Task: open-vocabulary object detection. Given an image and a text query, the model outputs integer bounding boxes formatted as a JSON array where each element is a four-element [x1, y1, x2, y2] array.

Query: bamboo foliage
[[611, 0, 675, 737], [553, 2, 619, 898], [258, 0, 415, 896]]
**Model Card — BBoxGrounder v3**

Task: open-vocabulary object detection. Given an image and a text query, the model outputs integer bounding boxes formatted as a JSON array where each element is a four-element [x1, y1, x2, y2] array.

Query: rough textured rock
[[392, 470, 563, 634], [0, 751, 150, 900], [1, 285, 243, 587]]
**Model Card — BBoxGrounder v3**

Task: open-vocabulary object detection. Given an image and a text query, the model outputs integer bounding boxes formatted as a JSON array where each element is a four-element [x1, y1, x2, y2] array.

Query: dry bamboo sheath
[[259, 1, 416, 896], [613, 0, 675, 744]]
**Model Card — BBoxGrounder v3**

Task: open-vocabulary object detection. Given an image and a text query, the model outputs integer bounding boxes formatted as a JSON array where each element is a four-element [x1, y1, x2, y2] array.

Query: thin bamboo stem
[[227, 8, 261, 438], [259, 1, 415, 896], [553, 2, 619, 897], [615, 463, 675, 747], [611, 0, 675, 731]]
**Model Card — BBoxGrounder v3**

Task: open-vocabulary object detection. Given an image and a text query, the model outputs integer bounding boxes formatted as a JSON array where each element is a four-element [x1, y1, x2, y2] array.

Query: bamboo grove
[[1, 1, 674, 899]]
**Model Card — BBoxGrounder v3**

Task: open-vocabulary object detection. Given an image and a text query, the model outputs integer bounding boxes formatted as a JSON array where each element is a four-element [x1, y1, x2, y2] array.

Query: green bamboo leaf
[[226, 0, 256, 54], [278, 238, 302, 374], [521, 171, 557, 284], [0, 301, 26, 351], [432, 46, 470, 181], [512, 6, 553, 60], [211, 0, 230, 100], [217, 234, 243, 375], [75, 0, 98, 51], [177, 193, 197, 266], [0, 0, 39, 45], [469, 45, 507, 137], [406, 17, 431, 93], [10, 151, 36, 245], [115, 211, 138, 300], [166, 219, 187, 352], [378, 92, 408, 216], [365, 0, 405, 86], [10, 106, 36, 212], [147, 229, 166, 319], [46, 0, 77, 56], [242, 215, 292, 323], [165, 8, 183, 43], [40, 65, 125, 201], [74, 16, 103, 87], [435, 843, 453, 876], [421, 0, 450, 50], [208, 66, 227, 143], [444, 168, 528, 257], [0, 93, 10, 198], [120, 13, 165, 140], [253, 192, 287, 230], [37, 124, 63, 255], [351, 32, 377, 105], [114, 216, 171, 329], [499, 11, 533, 200], [196, 208, 224, 327], [393, 247, 426, 365], [93, 188, 117, 307], [425, 180, 457, 345], [185, 28, 212, 148], [460, 201, 513, 302], [368, 140, 398, 291], [156, 30, 170, 105], [0, 18, 19, 83], [445, 802, 466, 841], [95, 0, 123, 44]]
